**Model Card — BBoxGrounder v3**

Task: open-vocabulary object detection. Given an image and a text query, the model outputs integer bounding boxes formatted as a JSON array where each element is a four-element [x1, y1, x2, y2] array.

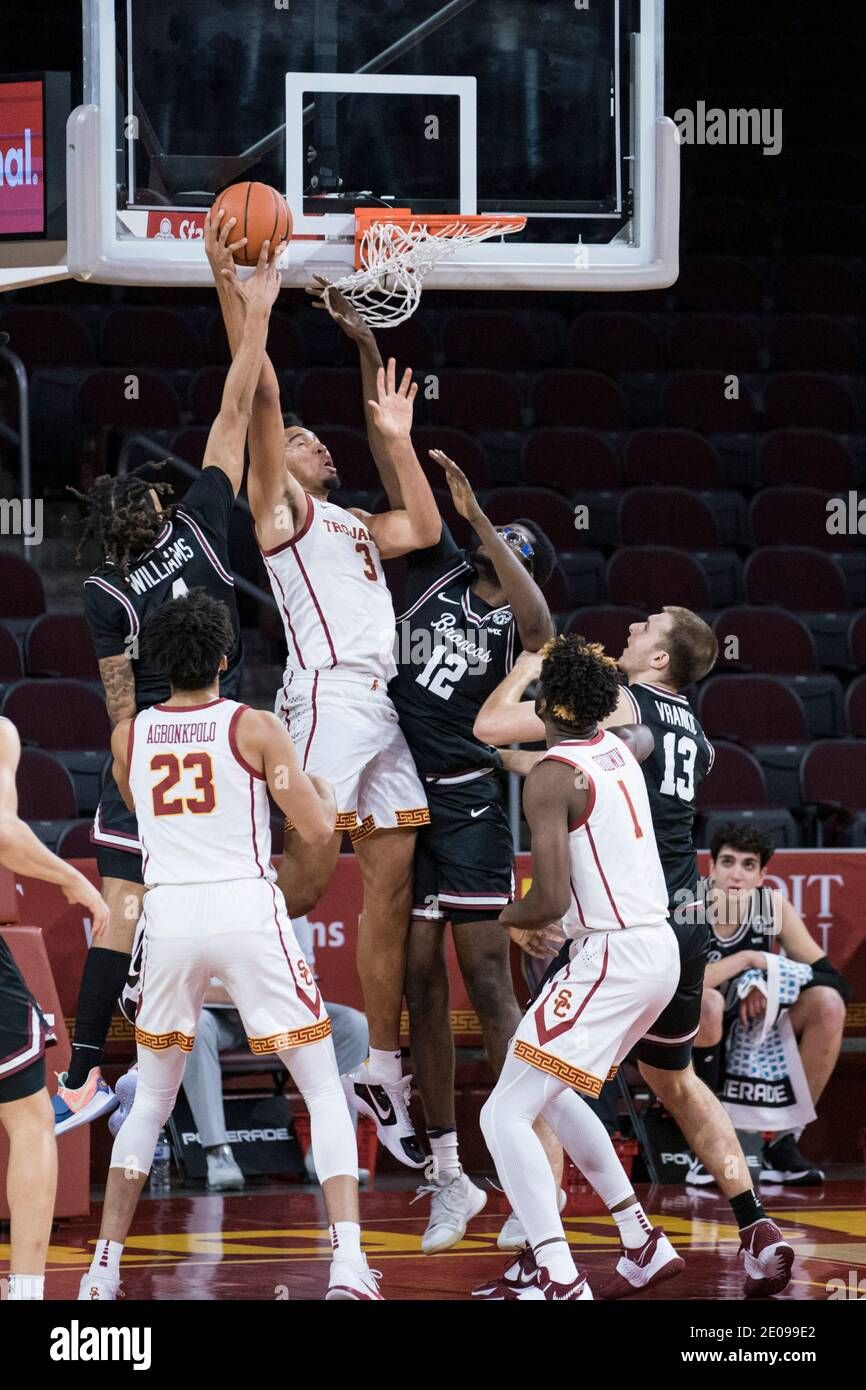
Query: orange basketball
[[210, 182, 292, 265]]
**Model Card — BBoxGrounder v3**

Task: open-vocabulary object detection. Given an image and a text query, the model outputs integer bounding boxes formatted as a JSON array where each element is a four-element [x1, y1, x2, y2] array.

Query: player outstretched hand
[[221, 239, 285, 311], [507, 922, 565, 961], [430, 449, 484, 525], [62, 872, 110, 939], [367, 357, 418, 438], [306, 274, 372, 342], [204, 205, 248, 278]]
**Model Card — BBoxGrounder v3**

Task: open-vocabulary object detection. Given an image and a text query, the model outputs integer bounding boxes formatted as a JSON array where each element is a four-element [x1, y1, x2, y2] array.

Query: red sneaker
[[740, 1218, 794, 1297], [598, 1227, 685, 1300], [472, 1246, 540, 1300], [530, 1264, 593, 1301]]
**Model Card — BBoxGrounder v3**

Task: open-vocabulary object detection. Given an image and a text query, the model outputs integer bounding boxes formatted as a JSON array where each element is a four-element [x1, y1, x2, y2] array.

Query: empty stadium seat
[[0, 680, 110, 749], [442, 311, 535, 368], [668, 316, 761, 370], [745, 548, 850, 610], [205, 310, 304, 368], [663, 372, 759, 432], [773, 258, 860, 315], [696, 743, 769, 810], [15, 750, 77, 820], [428, 371, 522, 431], [570, 314, 664, 372], [564, 607, 644, 653], [530, 372, 628, 429], [0, 625, 23, 681], [764, 373, 856, 431], [623, 430, 721, 488], [0, 556, 46, 619], [698, 675, 809, 745], [522, 430, 620, 491], [482, 488, 579, 549], [749, 488, 848, 550], [25, 615, 100, 681], [101, 308, 204, 369], [170, 427, 210, 469], [619, 488, 721, 549], [675, 257, 763, 313], [758, 431, 857, 490], [351, 315, 436, 371], [0, 307, 95, 369], [845, 676, 866, 737], [412, 428, 491, 489], [801, 741, 866, 812], [607, 548, 712, 610], [78, 371, 182, 430], [767, 316, 859, 372], [849, 611, 866, 668], [295, 369, 368, 429], [713, 607, 818, 674], [56, 821, 97, 859]]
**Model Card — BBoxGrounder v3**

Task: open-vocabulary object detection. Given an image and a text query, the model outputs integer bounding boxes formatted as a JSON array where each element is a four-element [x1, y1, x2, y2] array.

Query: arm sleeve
[[83, 580, 133, 658], [177, 467, 235, 541], [802, 955, 853, 1003]]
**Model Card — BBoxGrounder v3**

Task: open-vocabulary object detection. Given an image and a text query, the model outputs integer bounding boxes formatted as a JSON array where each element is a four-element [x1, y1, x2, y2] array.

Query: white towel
[[720, 954, 816, 1134]]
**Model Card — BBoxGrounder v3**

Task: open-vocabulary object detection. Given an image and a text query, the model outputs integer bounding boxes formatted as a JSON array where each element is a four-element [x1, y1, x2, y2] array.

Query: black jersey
[[620, 681, 714, 908], [83, 468, 242, 710], [696, 875, 777, 1011], [388, 526, 521, 777]]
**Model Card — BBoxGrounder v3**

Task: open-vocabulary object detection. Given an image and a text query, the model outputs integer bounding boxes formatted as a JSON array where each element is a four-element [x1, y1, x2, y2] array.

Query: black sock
[[730, 1188, 766, 1231], [67, 947, 132, 1089], [692, 1045, 721, 1094]]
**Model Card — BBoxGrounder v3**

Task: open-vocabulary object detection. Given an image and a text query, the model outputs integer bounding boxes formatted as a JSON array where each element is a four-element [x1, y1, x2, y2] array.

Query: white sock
[[90, 1238, 123, 1280], [536, 1239, 578, 1285], [330, 1221, 363, 1265], [612, 1201, 653, 1251], [365, 1048, 402, 1085], [8, 1273, 44, 1300], [428, 1128, 461, 1181]]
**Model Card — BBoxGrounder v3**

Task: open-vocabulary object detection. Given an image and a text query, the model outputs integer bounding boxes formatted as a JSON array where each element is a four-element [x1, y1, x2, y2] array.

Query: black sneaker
[[760, 1134, 824, 1186], [346, 1064, 427, 1168]]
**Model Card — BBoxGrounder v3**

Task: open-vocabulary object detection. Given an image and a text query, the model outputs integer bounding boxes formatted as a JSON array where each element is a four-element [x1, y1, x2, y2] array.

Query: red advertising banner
[[0, 80, 44, 235], [10, 851, 866, 1057]]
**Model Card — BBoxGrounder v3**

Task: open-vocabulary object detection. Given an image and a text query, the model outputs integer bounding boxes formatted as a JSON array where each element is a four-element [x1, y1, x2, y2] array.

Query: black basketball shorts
[[0, 937, 50, 1103], [636, 917, 712, 1071], [410, 774, 514, 928], [92, 769, 144, 885]]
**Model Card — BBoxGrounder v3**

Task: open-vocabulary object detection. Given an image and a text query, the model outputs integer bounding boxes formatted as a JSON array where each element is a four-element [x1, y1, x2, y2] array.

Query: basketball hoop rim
[[352, 207, 527, 269]]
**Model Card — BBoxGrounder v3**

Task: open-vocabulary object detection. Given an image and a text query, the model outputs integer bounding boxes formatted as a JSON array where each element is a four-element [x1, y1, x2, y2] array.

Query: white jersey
[[261, 493, 397, 683], [542, 729, 669, 937], [129, 697, 275, 886]]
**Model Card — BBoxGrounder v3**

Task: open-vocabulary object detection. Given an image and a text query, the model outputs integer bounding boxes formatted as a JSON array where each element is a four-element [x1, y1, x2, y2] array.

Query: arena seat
[[698, 808, 801, 850], [780, 202, 865, 257], [623, 430, 721, 488], [696, 743, 769, 811], [845, 676, 866, 738], [698, 675, 809, 745], [607, 548, 712, 610], [749, 488, 851, 550], [758, 430, 858, 490], [667, 316, 761, 371], [564, 606, 644, 652], [0, 680, 110, 749], [78, 370, 182, 431], [295, 369, 369, 430], [522, 430, 620, 491], [55, 821, 97, 859], [764, 373, 856, 431], [569, 313, 664, 372], [412, 428, 491, 489], [349, 315, 436, 371], [767, 316, 859, 373], [530, 371, 628, 429], [0, 307, 95, 369], [15, 750, 77, 820], [0, 625, 24, 682], [772, 258, 861, 315], [745, 548, 850, 610], [674, 257, 763, 313], [101, 307, 204, 369], [442, 311, 535, 368], [619, 488, 721, 549], [801, 742, 866, 845], [713, 607, 819, 674], [427, 370, 522, 431], [482, 488, 579, 549], [25, 615, 100, 681], [205, 310, 304, 368], [0, 556, 46, 619], [662, 372, 759, 432], [169, 426, 210, 469], [848, 611, 866, 668]]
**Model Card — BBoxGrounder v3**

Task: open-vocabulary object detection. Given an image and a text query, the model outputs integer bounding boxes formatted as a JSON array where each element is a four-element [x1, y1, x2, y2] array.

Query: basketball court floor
[[30, 1178, 866, 1301]]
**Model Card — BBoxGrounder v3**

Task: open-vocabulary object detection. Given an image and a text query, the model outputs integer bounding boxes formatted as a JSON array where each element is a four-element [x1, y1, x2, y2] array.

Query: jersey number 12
[[415, 644, 467, 701]]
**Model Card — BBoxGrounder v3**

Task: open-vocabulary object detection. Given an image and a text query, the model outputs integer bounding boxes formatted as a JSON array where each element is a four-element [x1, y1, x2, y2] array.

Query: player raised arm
[[205, 212, 306, 541], [473, 649, 545, 746], [347, 359, 441, 558], [238, 708, 337, 846], [499, 761, 577, 930], [307, 277, 405, 509], [0, 718, 109, 931], [202, 239, 283, 493], [433, 449, 554, 652]]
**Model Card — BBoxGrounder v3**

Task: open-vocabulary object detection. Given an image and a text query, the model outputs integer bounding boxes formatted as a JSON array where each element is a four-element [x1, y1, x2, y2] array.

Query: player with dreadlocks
[[474, 635, 682, 1301], [53, 227, 283, 1138]]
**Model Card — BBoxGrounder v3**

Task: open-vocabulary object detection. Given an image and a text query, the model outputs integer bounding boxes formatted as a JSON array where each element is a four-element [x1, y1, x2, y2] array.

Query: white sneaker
[[206, 1145, 245, 1192], [108, 1064, 138, 1138], [346, 1064, 426, 1168], [598, 1227, 685, 1300], [325, 1257, 384, 1301], [416, 1171, 488, 1254], [497, 1187, 567, 1250], [78, 1272, 123, 1301]]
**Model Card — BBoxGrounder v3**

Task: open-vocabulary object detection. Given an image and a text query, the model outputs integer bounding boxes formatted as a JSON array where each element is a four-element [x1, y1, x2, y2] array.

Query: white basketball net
[[322, 217, 525, 327]]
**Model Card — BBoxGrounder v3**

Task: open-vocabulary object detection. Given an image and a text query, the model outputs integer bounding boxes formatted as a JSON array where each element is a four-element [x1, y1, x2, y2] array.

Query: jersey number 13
[[659, 733, 697, 802]]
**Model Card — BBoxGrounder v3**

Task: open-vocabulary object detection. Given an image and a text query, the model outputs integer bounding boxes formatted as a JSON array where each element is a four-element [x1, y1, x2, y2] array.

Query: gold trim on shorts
[[513, 1038, 605, 1098], [135, 1027, 195, 1053], [285, 811, 358, 834], [396, 807, 431, 829], [348, 813, 376, 843], [247, 1018, 332, 1054]]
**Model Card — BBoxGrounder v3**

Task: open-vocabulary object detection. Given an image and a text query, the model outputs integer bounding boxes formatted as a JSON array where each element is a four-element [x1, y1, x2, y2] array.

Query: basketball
[[210, 182, 292, 264]]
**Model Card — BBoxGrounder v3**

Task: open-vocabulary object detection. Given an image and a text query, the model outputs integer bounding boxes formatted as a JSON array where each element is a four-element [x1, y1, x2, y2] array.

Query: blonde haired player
[[207, 224, 440, 1167]]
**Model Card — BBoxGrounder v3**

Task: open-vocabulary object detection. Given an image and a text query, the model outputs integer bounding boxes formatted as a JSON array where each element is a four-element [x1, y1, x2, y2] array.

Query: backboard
[[67, 0, 678, 292]]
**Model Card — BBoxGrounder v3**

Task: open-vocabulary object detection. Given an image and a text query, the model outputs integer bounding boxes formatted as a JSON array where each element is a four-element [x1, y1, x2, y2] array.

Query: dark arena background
[[0, 0, 863, 1362]]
